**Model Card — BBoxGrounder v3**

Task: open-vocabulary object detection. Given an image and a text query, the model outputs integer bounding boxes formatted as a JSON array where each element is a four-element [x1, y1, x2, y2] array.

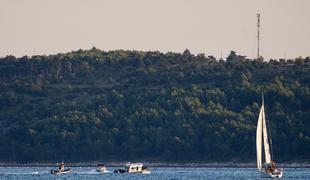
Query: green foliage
[[0, 50, 309, 162]]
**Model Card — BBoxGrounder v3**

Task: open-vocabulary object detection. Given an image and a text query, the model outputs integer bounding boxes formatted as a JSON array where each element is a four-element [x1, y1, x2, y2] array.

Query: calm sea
[[0, 167, 308, 180]]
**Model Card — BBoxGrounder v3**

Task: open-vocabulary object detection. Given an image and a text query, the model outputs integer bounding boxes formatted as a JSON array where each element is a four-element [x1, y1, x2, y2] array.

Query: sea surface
[[0, 167, 309, 180]]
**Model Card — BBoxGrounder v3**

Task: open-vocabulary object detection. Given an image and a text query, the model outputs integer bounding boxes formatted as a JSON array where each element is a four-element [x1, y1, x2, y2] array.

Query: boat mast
[[261, 92, 264, 106], [257, 13, 260, 60]]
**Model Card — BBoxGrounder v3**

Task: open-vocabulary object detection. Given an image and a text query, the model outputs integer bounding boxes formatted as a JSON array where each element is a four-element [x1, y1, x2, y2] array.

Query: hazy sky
[[0, 0, 309, 59]]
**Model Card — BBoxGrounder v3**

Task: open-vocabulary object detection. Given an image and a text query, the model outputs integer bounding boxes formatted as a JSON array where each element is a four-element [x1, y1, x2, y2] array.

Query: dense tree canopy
[[0, 49, 309, 163]]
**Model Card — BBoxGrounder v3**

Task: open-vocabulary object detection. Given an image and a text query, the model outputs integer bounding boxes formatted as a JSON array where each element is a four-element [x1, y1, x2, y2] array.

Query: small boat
[[50, 168, 72, 175], [50, 162, 72, 174], [96, 164, 109, 173], [114, 162, 150, 174], [256, 94, 283, 178]]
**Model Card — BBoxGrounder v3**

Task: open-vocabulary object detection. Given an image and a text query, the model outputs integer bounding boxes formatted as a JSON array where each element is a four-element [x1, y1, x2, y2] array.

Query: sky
[[0, 0, 309, 59]]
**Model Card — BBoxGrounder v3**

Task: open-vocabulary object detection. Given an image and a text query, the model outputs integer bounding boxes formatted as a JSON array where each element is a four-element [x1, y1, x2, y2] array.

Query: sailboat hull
[[260, 168, 283, 179]]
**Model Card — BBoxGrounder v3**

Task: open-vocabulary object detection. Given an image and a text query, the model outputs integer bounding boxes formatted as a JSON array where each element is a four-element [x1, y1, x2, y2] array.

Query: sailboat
[[256, 94, 283, 178]]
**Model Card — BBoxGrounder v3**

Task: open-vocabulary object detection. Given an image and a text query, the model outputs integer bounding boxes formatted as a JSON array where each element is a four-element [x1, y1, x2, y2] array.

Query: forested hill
[[0, 48, 309, 163]]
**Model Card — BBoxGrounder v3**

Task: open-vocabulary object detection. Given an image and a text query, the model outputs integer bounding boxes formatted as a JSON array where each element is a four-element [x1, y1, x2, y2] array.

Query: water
[[0, 167, 309, 180]]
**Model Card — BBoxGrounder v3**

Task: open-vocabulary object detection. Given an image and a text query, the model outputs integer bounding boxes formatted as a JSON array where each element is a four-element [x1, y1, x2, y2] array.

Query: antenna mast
[[257, 13, 260, 59]]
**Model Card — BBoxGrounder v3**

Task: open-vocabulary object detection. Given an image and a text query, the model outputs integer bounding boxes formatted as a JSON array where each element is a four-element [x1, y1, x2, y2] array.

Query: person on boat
[[59, 162, 65, 171], [266, 165, 271, 173], [271, 160, 276, 168], [270, 160, 276, 174]]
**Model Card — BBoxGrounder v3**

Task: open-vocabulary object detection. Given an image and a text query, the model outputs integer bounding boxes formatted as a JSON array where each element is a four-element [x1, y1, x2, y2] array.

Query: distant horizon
[[1, 0, 309, 59]]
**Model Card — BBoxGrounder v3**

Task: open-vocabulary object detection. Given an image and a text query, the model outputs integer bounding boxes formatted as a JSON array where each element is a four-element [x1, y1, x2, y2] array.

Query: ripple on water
[[0, 167, 309, 180]]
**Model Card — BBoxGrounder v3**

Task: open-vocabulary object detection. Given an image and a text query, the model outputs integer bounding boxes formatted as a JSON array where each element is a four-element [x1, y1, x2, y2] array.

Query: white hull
[[97, 169, 109, 173], [50, 168, 72, 174], [97, 167, 109, 173], [260, 169, 283, 179], [115, 170, 150, 174], [141, 170, 151, 174]]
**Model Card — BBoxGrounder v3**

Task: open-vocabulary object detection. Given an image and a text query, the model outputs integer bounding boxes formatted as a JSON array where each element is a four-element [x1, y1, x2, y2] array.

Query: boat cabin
[[125, 163, 145, 173], [114, 162, 149, 173]]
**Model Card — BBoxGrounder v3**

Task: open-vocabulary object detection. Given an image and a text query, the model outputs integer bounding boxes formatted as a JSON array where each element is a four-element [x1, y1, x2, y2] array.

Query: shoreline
[[0, 162, 309, 168]]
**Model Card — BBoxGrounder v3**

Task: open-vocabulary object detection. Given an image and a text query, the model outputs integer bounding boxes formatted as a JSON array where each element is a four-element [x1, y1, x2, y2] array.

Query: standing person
[[270, 160, 276, 174], [59, 162, 65, 171]]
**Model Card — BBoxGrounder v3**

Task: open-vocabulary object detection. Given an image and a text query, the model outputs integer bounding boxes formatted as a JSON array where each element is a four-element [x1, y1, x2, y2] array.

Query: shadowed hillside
[[0, 48, 309, 163]]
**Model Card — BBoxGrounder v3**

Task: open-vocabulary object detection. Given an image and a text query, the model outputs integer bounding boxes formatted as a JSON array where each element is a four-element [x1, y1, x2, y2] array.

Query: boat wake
[[0, 171, 47, 175], [75, 170, 110, 174]]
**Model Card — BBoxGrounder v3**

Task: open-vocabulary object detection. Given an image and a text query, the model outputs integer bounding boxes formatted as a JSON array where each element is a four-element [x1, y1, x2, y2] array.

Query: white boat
[[114, 162, 150, 174], [96, 164, 109, 173], [256, 94, 283, 178]]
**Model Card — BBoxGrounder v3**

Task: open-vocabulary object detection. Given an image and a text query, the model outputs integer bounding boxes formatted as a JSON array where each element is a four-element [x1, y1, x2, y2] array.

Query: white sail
[[262, 103, 272, 164], [256, 105, 263, 170]]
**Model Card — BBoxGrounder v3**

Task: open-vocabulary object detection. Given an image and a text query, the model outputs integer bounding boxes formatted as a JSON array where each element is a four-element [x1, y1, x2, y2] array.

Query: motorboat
[[114, 162, 150, 174], [50, 162, 72, 174]]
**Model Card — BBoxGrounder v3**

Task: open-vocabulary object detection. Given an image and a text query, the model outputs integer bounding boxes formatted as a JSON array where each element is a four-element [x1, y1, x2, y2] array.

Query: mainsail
[[262, 103, 272, 164], [256, 105, 263, 170], [256, 96, 272, 170]]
